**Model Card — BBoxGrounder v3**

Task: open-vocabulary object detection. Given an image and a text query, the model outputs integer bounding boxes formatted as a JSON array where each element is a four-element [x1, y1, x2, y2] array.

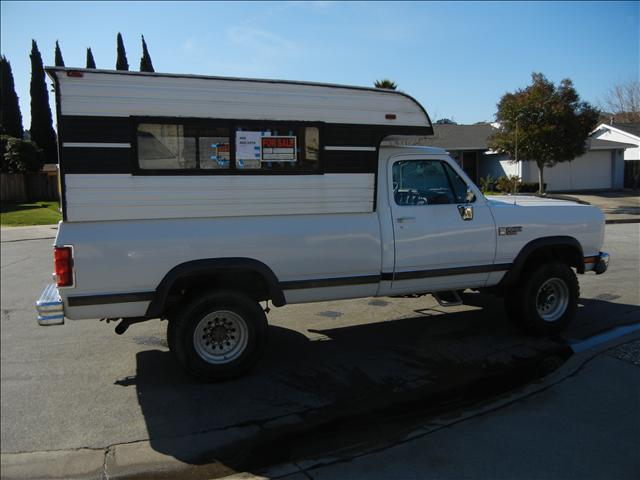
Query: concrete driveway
[[568, 190, 640, 223], [1, 224, 638, 478]]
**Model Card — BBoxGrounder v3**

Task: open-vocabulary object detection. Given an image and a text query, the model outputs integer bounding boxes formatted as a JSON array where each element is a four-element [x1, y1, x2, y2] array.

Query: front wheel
[[168, 290, 268, 382], [505, 262, 579, 335]]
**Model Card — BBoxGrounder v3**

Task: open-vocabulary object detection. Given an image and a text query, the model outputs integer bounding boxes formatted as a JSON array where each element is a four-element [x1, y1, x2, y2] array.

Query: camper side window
[[136, 122, 319, 173], [137, 124, 231, 170]]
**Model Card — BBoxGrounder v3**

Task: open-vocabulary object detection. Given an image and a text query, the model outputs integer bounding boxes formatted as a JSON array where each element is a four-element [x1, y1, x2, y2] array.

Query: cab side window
[[393, 160, 469, 206]]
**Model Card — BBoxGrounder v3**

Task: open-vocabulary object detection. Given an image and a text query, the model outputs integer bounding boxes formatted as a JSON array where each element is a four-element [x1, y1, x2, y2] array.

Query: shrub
[[495, 175, 521, 193], [479, 175, 495, 193], [1, 135, 45, 173]]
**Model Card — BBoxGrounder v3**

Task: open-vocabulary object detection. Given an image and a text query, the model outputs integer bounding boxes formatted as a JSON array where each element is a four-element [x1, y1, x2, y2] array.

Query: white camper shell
[[37, 68, 609, 381], [47, 67, 432, 223]]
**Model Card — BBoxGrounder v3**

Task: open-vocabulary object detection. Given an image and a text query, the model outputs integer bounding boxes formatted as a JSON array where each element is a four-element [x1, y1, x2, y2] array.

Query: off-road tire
[[167, 290, 268, 382], [504, 262, 579, 336]]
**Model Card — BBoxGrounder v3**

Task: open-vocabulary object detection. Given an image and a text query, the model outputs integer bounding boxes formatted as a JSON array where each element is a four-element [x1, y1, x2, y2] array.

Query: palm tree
[[374, 79, 398, 90]]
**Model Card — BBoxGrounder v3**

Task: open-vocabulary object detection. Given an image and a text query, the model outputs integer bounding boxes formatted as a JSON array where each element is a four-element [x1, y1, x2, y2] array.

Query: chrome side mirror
[[458, 189, 474, 221], [465, 189, 476, 204]]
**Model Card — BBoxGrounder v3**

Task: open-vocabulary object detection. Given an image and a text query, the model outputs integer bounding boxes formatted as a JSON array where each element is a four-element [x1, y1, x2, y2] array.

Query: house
[[590, 122, 640, 188], [386, 124, 633, 191]]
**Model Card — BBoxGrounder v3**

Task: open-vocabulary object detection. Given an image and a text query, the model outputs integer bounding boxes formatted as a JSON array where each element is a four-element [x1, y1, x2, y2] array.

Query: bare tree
[[601, 79, 640, 123]]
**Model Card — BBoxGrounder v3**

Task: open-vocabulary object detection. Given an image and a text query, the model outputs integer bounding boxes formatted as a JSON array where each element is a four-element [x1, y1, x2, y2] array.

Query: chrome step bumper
[[36, 283, 65, 326], [584, 251, 609, 275]]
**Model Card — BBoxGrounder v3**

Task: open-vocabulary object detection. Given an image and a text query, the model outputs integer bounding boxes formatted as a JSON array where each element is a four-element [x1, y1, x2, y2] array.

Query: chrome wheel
[[536, 278, 569, 322], [193, 310, 248, 364]]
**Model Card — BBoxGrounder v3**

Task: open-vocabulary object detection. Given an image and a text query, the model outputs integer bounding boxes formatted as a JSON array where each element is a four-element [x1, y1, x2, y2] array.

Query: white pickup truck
[[37, 68, 609, 381]]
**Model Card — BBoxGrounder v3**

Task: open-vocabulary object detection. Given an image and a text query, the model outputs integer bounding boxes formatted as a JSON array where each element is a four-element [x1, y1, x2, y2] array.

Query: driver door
[[389, 156, 497, 293]]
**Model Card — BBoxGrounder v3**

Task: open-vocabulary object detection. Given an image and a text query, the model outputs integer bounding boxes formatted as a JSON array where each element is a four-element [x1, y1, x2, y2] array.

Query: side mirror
[[466, 189, 476, 204]]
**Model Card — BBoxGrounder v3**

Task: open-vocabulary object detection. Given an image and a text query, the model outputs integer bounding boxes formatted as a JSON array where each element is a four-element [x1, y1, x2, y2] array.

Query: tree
[[488, 72, 599, 193], [139, 35, 155, 72], [116, 32, 129, 71], [86, 48, 96, 68], [54, 40, 65, 67], [29, 40, 57, 165], [0, 56, 24, 138], [435, 118, 457, 125], [1, 134, 45, 173], [374, 79, 397, 90], [601, 79, 640, 123]]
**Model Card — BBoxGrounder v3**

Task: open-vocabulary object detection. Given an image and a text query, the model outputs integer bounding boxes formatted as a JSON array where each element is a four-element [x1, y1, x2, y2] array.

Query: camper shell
[[46, 67, 433, 223]]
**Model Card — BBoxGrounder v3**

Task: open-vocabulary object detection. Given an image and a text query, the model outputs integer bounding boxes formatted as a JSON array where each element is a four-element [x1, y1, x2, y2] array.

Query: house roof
[[589, 138, 637, 150], [384, 123, 635, 152], [383, 123, 496, 150], [608, 123, 640, 138], [593, 122, 640, 141]]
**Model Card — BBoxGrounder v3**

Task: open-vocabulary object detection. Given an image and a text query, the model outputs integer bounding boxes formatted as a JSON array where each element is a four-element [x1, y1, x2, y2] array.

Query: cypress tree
[[0, 56, 24, 138], [54, 40, 65, 67], [86, 47, 96, 68], [116, 33, 129, 71], [29, 40, 57, 164], [139, 35, 155, 72]]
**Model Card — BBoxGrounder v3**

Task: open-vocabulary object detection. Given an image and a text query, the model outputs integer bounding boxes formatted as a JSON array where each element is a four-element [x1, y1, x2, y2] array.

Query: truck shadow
[[118, 293, 638, 470]]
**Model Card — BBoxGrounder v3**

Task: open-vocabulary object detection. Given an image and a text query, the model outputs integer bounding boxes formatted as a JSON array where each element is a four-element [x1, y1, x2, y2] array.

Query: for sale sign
[[261, 136, 297, 162]]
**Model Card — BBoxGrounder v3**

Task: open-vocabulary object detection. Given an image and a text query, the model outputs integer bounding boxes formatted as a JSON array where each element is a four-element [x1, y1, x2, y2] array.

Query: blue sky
[[1, 1, 638, 128]]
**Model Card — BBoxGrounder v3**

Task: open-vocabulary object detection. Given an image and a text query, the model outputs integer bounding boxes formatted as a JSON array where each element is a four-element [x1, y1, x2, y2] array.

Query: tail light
[[54, 246, 74, 287]]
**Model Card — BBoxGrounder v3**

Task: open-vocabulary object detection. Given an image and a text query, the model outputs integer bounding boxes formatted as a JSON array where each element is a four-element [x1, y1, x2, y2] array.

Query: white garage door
[[524, 151, 612, 191]]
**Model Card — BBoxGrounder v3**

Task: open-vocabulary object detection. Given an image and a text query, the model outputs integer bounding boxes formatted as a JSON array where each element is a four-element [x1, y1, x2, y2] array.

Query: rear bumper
[[584, 252, 609, 275], [36, 283, 65, 325]]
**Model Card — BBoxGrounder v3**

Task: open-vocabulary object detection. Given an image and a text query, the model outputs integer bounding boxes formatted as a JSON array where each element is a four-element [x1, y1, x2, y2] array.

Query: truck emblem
[[499, 226, 522, 236]]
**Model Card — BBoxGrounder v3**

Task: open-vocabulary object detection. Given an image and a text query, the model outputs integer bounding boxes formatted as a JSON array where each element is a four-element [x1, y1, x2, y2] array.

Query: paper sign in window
[[261, 136, 297, 162], [236, 131, 263, 161]]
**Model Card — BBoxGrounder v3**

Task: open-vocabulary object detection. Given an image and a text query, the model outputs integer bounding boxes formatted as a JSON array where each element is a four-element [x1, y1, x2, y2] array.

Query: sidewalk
[[0, 224, 58, 242], [568, 190, 640, 224]]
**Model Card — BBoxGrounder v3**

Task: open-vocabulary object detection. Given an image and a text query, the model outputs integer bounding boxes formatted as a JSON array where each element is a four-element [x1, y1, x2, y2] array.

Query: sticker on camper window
[[261, 136, 297, 162], [236, 131, 264, 161], [210, 142, 230, 160]]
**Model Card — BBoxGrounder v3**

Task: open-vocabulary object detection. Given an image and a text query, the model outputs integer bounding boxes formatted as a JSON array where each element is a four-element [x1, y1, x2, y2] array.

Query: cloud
[[227, 26, 297, 58], [181, 37, 198, 54]]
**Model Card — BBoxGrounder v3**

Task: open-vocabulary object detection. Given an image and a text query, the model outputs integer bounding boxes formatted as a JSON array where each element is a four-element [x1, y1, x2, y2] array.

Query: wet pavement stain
[[317, 311, 343, 318], [595, 293, 621, 301], [368, 299, 390, 307]]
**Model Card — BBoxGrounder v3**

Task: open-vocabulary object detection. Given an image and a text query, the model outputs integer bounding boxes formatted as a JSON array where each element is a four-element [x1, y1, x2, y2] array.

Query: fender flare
[[499, 236, 584, 287], [145, 257, 286, 318]]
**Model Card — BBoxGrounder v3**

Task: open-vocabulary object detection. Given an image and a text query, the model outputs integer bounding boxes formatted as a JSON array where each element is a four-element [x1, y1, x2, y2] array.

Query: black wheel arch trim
[[146, 258, 286, 318], [499, 236, 584, 287]]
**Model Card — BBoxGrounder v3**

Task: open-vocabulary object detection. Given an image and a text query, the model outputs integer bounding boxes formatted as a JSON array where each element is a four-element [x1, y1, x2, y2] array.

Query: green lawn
[[0, 201, 61, 226]]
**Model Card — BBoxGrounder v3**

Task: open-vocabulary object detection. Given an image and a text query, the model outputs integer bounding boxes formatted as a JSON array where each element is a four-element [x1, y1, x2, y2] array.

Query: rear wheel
[[167, 290, 268, 382], [504, 262, 579, 335]]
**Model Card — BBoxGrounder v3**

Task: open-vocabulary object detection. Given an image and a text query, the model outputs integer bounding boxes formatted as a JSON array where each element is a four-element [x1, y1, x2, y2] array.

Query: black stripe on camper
[[323, 150, 377, 173], [62, 147, 131, 174], [60, 116, 131, 143], [57, 118, 431, 175]]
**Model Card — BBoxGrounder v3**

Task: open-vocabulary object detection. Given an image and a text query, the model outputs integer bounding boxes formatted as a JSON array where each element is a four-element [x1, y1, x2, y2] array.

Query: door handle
[[396, 216, 416, 224]]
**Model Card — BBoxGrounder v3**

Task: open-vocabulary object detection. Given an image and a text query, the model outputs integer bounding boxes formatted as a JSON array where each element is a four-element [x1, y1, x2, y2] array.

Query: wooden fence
[[1, 173, 59, 203]]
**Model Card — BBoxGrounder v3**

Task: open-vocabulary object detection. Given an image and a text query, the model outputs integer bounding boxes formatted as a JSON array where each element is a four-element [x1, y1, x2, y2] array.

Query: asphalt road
[[1, 224, 638, 468]]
